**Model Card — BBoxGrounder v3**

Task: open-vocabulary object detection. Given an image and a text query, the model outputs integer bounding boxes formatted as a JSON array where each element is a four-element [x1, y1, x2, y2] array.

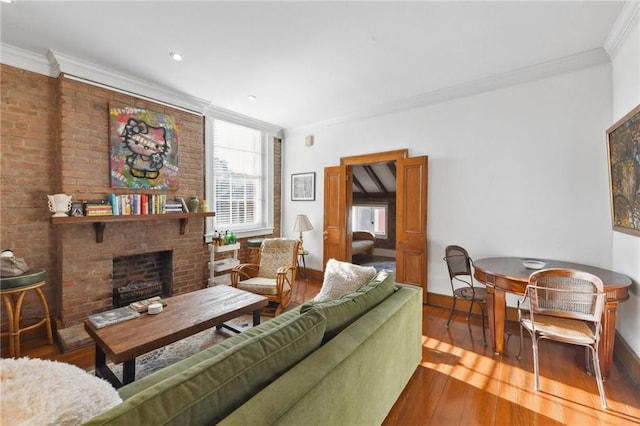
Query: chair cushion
[[237, 277, 290, 296], [521, 313, 596, 345], [86, 309, 327, 426], [312, 259, 377, 302], [256, 239, 298, 279], [301, 269, 395, 342], [0, 269, 46, 290]]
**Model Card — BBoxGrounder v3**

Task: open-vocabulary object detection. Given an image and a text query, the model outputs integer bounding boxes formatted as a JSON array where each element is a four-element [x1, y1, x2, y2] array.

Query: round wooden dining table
[[473, 257, 631, 379]]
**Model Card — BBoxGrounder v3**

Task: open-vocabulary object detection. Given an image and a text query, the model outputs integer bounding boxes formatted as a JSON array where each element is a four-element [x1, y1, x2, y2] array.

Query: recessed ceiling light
[[248, 95, 256, 101], [1, 0, 16, 4], [169, 52, 183, 61]]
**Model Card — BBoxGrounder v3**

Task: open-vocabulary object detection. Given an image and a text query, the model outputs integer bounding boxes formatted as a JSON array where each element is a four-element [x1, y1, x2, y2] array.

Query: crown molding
[[48, 50, 210, 114], [0, 44, 55, 77], [204, 104, 283, 136], [1, 43, 283, 129], [604, 1, 640, 58], [286, 47, 611, 135]]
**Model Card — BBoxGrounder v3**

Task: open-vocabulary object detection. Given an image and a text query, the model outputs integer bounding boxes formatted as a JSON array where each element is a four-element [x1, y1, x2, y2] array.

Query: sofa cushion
[[117, 307, 303, 400], [85, 309, 326, 426], [300, 269, 395, 342], [312, 259, 376, 302]]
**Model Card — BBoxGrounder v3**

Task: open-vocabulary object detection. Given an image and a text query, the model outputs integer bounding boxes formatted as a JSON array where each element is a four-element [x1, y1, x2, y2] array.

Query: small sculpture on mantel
[[47, 193, 72, 217]]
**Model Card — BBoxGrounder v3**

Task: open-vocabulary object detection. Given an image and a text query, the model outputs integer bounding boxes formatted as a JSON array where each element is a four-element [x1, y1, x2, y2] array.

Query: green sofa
[[85, 272, 422, 425]]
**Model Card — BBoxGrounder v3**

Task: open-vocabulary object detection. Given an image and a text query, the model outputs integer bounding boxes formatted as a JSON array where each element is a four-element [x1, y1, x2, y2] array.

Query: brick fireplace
[[50, 74, 211, 348], [0, 65, 282, 352]]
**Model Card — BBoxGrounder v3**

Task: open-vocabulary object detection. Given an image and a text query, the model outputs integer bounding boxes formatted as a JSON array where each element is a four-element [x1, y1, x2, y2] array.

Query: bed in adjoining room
[[352, 231, 375, 259]]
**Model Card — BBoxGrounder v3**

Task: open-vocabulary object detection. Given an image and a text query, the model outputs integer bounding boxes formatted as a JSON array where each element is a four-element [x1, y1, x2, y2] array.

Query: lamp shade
[[292, 214, 313, 233]]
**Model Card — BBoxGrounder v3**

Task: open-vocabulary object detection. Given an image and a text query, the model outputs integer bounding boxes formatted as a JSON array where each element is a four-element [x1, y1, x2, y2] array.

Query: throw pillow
[[313, 259, 377, 302], [301, 269, 396, 342]]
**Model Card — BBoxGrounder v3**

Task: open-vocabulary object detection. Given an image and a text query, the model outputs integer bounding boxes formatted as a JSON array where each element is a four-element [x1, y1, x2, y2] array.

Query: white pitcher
[[47, 194, 72, 217]]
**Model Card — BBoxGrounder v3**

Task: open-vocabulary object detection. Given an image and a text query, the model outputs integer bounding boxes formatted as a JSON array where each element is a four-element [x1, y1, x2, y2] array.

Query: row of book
[[81, 195, 190, 216], [108, 194, 188, 216]]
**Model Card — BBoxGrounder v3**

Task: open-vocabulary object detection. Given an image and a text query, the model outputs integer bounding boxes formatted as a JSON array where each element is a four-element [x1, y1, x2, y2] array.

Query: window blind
[[212, 119, 265, 231]]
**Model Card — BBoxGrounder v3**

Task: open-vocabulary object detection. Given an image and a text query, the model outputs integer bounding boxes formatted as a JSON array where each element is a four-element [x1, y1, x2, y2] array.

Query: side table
[[298, 250, 309, 278]]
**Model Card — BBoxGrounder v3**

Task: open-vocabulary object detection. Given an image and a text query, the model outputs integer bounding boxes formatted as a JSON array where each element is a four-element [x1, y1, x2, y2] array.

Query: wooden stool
[[0, 269, 53, 357]]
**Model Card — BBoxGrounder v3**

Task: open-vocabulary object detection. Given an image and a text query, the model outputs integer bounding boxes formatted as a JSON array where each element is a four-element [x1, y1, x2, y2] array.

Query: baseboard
[[427, 292, 519, 322], [615, 332, 640, 386]]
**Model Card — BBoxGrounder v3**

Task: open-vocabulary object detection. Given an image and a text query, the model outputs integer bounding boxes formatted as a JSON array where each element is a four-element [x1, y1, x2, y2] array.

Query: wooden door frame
[[338, 149, 409, 261], [340, 149, 409, 166]]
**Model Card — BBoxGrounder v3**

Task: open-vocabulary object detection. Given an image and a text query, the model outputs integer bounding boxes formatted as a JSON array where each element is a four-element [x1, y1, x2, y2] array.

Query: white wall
[[609, 9, 640, 359], [284, 63, 613, 285]]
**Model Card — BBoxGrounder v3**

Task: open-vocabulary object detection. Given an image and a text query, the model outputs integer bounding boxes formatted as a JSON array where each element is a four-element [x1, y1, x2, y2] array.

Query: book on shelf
[[129, 296, 168, 313], [176, 197, 189, 213], [163, 201, 183, 213], [88, 306, 140, 329]]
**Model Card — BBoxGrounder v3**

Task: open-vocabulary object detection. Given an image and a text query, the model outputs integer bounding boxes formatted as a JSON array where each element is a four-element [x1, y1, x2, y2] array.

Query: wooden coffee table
[[84, 285, 268, 388]]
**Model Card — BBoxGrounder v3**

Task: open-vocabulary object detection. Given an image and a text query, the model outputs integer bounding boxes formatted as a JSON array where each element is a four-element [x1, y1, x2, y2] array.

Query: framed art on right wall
[[607, 103, 640, 237]]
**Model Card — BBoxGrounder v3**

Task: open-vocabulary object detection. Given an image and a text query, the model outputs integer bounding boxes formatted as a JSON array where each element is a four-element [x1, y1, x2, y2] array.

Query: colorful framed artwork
[[606, 103, 640, 237], [109, 102, 179, 189], [291, 172, 315, 201]]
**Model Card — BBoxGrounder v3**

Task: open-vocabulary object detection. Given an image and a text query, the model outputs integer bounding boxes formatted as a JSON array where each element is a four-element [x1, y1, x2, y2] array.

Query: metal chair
[[516, 268, 608, 409], [231, 238, 300, 316], [443, 245, 487, 345]]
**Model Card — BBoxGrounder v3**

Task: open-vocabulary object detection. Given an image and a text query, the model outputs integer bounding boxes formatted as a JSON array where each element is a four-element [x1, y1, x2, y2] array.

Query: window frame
[[204, 110, 281, 242], [351, 203, 388, 240]]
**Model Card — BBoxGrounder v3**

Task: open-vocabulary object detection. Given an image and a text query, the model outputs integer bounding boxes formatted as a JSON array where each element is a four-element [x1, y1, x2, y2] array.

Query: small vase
[[188, 196, 199, 213], [47, 194, 72, 217]]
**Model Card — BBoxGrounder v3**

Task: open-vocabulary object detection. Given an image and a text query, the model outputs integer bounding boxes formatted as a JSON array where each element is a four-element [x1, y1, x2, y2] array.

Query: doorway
[[323, 149, 428, 298]]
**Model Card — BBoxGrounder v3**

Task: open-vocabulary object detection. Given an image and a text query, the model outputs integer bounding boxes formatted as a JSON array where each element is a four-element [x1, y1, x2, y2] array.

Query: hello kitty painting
[[109, 102, 179, 189]]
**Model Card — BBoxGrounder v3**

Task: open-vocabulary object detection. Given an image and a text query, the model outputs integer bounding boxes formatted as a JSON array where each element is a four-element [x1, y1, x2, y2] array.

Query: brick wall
[[1, 65, 59, 324], [0, 64, 282, 332]]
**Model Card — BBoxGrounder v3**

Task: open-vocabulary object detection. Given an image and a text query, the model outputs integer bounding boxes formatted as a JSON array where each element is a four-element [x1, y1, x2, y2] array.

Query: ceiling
[[0, 1, 624, 131]]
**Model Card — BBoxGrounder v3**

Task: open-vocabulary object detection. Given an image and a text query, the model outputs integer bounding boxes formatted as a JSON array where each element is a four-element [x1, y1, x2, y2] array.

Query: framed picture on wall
[[606, 103, 640, 237], [291, 172, 315, 201]]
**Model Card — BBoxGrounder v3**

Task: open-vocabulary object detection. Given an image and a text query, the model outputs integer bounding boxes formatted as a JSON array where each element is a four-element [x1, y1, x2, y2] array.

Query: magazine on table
[[88, 306, 140, 329]]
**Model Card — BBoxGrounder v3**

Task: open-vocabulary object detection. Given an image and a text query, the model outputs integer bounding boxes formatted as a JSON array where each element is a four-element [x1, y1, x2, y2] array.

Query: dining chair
[[516, 268, 608, 409], [443, 245, 487, 345], [230, 238, 300, 316]]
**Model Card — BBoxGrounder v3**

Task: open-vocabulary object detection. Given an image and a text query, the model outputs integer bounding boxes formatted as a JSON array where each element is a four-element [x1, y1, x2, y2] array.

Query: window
[[205, 117, 275, 240], [351, 204, 387, 239]]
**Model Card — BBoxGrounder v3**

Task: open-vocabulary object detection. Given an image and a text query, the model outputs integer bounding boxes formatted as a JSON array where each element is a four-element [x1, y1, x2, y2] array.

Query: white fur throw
[[313, 259, 377, 302], [0, 357, 122, 426]]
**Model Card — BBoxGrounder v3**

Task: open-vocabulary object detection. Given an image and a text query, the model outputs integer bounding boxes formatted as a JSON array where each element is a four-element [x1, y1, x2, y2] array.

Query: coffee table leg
[[94, 345, 124, 389], [95, 344, 106, 375], [122, 360, 136, 385], [253, 308, 261, 326]]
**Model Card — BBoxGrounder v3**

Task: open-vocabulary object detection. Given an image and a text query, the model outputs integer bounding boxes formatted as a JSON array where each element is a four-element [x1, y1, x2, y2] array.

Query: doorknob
[[323, 231, 328, 240]]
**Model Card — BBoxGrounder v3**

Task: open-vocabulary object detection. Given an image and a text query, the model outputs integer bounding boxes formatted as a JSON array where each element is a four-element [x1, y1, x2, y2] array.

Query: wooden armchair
[[230, 238, 300, 316]]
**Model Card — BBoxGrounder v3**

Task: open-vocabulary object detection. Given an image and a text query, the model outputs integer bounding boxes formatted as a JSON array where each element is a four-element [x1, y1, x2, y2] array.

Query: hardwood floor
[[5, 277, 640, 425]]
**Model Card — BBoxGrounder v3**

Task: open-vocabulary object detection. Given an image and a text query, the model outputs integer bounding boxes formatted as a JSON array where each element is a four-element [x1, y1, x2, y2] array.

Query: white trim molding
[[205, 104, 283, 137], [0, 44, 54, 77], [0, 43, 283, 131], [286, 47, 611, 135], [48, 50, 210, 114], [604, 1, 640, 58]]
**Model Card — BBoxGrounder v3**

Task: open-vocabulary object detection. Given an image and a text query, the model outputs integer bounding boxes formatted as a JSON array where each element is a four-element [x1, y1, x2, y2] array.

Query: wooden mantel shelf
[[51, 212, 215, 243]]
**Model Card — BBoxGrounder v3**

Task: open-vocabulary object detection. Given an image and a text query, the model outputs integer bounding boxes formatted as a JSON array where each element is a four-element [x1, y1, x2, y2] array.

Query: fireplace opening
[[112, 251, 173, 307]]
